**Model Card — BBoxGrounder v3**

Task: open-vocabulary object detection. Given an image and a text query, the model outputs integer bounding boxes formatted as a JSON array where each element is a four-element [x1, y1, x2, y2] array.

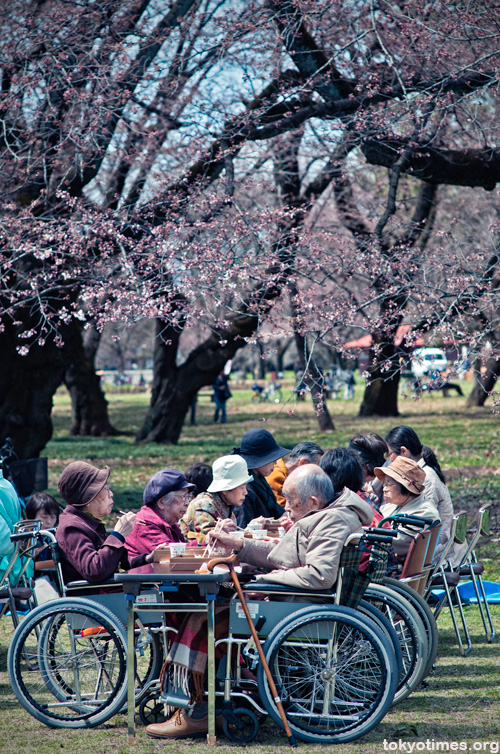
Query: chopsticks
[[203, 519, 223, 559]]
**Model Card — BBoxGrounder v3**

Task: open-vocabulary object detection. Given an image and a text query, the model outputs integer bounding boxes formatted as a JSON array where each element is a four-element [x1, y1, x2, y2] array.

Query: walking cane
[[207, 554, 297, 747]]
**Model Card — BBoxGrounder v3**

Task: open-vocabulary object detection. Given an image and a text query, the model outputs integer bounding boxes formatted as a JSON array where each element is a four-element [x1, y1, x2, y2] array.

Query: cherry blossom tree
[[2, 0, 500, 454]]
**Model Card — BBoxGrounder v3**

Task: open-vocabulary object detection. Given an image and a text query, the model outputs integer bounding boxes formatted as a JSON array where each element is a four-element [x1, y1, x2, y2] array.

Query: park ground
[[0, 378, 499, 753]]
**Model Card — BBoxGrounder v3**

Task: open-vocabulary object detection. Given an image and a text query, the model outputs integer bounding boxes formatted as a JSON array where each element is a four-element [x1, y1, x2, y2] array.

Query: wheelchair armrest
[[242, 580, 334, 597], [65, 579, 117, 592]]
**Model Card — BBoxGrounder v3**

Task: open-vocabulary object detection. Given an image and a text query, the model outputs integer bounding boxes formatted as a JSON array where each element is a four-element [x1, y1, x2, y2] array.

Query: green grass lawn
[[0, 607, 499, 754], [1, 380, 499, 752]]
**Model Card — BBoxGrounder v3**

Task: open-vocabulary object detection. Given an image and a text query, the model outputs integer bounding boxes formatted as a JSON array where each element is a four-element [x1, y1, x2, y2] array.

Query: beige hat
[[374, 456, 425, 495], [207, 455, 252, 493]]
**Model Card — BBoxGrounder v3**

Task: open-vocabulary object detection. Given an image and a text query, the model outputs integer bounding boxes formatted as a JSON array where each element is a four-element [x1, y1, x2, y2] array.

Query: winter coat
[[265, 458, 288, 507], [380, 493, 440, 560], [126, 504, 185, 559], [418, 459, 453, 563], [238, 487, 373, 590], [180, 492, 234, 538], [0, 471, 33, 584], [57, 505, 146, 584]]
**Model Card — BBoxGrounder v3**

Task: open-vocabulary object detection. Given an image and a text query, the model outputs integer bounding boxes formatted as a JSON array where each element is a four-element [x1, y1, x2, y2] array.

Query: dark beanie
[[58, 461, 110, 507]]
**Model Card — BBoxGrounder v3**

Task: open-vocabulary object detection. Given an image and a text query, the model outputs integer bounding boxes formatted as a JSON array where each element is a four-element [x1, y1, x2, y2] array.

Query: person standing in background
[[212, 371, 231, 424]]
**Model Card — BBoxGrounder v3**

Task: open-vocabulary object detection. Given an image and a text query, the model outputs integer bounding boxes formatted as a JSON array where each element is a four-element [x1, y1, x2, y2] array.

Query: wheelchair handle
[[363, 534, 398, 545], [364, 527, 399, 538], [394, 515, 434, 526], [10, 531, 39, 542], [10, 527, 57, 543], [378, 514, 434, 528]]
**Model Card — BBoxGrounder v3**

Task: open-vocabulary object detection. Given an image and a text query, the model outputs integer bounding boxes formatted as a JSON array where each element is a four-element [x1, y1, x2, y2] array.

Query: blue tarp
[[457, 580, 500, 603], [431, 580, 500, 604]]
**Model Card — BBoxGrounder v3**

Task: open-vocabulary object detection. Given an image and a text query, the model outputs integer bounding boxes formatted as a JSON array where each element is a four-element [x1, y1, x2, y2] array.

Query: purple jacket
[[125, 504, 185, 559], [56, 505, 146, 584]]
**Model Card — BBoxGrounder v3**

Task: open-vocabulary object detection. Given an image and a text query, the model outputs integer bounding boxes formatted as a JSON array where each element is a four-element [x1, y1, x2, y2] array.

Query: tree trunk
[[138, 132, 312, 445], [275, 338, 292, 373], [257, 341, 267, 379], [63, 321, 120, 436], [466, 357, 500, 407], [0, 319, 66, 458], [359, 346, 401, 417], [291, 302, 335, 431], [137, 313, 259, 444]]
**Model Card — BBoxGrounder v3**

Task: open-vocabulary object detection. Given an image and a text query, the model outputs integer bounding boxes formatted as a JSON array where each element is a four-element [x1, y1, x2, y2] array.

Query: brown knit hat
[[374, 456, 425, 495], [58, 461, 110, 507]]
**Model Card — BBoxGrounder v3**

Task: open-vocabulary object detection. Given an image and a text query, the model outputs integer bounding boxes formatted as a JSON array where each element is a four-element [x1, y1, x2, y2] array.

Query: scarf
[[161, 606, 229, 704]]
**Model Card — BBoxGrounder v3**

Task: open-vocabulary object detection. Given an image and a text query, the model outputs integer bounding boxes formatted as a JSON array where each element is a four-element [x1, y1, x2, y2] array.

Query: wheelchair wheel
[[258, 605, 397, 744], [363, 584, 428, 705], [357, 600, 403, 679], [8, 598, 128, 728], [383, 577, 439, 679], [223, 707, 259, 743], [138, 691, 166, 726]]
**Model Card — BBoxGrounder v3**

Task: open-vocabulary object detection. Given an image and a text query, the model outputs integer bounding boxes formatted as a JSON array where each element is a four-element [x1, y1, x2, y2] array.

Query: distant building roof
[[344, 325, 425, 349]]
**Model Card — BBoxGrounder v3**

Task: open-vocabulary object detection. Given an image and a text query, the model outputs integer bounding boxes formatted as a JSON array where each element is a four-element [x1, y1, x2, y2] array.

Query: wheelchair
[[6, 523, 432, 743], [5, 521, 165, 728]]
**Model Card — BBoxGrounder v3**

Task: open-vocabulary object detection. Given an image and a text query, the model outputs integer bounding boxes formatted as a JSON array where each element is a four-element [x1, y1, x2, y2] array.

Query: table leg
[[126, 596, 136, 744], [206, 596, 216, 745]]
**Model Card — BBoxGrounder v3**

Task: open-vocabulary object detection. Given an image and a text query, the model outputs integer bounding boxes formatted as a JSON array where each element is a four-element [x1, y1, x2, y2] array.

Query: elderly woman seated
[[56, 461, 167, 584], [375, 456, 440, 561], [125, 469, 195, 559], [180, 455, 252, 541]]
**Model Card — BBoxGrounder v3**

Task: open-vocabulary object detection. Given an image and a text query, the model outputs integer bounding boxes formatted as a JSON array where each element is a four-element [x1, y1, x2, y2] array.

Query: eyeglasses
[[174, 490, 192, 501]]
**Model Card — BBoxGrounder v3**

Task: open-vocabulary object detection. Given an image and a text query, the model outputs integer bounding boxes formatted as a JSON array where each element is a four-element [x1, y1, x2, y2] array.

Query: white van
[[411, 348, 448, 377]]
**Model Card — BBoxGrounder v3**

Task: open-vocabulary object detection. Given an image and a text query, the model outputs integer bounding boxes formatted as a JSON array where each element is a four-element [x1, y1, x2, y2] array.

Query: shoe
[[146, 709, 224, 739]]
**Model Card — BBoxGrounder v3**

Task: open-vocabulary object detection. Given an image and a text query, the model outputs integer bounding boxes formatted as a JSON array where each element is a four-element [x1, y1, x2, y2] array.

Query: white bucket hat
[[207, 455, 252, 493]]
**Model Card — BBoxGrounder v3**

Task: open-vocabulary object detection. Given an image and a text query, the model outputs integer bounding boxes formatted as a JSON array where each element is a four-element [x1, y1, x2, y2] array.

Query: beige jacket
[[238, 488, 373, 590], [418, 460, 453, 563], [380, 494, 440, 559]]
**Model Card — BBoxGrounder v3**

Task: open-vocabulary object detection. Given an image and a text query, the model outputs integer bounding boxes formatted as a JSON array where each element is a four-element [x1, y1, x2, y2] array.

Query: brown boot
[[146, 709, 224, 740]]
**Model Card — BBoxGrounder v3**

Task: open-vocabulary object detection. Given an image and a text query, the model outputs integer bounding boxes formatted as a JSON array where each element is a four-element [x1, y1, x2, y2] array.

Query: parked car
[[411, 348, 448, 377]]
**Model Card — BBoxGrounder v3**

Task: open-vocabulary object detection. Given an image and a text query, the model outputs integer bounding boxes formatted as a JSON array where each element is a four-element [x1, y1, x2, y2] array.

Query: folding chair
[[455, 504, 495, 643], [424, 510, 471, 656], [398, 524, 437, 596]]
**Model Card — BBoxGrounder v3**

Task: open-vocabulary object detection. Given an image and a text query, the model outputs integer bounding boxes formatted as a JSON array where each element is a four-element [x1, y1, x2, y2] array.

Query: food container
[[246, 522, 264, 531], [154, 545, 204, 565], [169, 542, 186, 557], [251, 529, 268, 540]]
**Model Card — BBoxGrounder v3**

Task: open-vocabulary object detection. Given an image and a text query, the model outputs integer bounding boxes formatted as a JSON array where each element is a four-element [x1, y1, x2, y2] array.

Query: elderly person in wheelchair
[[145, 462, 374, 740], [211, 462, 374, 590], [125, 468, 196, 558], [56, 461, 171, 584], [375, 456, 440, 561]]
